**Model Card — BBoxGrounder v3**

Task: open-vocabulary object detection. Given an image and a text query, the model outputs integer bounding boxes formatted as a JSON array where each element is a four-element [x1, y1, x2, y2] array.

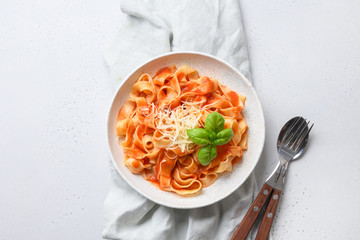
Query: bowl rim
[[106, 51, 265, 209]]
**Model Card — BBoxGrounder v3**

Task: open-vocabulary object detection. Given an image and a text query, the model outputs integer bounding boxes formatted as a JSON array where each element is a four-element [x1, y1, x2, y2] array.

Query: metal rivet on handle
[[273, 194, 279, 200], [267, 213, 273, 218], [263, 190, 269, 195], [253, 206, 259, 212]]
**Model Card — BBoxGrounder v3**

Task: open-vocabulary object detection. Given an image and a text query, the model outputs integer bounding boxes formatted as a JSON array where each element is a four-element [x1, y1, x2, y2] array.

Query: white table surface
[[1, 0, 360, 239]]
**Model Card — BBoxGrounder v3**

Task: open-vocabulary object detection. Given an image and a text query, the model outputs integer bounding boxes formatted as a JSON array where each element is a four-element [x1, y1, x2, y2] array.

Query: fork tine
[[290, 120, 309, 149], [282, 117, 302, 144], [294, 123, 314, 152], [283, 119, 307, 147]]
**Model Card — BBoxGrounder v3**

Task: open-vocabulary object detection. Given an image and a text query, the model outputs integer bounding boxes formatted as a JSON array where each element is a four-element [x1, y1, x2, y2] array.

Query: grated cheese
[[155, 102, 204, 152]]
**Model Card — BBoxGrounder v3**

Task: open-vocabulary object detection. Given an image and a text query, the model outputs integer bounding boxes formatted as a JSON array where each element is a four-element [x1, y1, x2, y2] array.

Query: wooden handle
[[255, 188, 282, 240], [231, 183, 273, 240]]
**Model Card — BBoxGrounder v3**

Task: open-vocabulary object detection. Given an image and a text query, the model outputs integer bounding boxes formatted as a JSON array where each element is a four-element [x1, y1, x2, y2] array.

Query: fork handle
[[255, 188, 282, 240], [231, 183, 273, 240]]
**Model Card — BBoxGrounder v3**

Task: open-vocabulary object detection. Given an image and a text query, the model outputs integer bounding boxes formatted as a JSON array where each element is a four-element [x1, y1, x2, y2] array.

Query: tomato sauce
[[215, 143, 230, 161]]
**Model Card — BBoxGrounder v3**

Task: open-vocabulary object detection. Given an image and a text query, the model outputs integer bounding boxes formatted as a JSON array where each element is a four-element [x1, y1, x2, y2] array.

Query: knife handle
[[231, 183, 273, 240], [255, 188, 282, 240]]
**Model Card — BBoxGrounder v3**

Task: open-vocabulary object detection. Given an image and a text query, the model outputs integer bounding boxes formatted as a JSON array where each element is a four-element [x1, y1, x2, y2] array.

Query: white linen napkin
[[103, 1, 263, 239]]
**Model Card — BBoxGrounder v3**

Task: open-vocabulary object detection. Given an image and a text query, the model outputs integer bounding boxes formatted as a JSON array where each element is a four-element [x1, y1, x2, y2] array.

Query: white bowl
[[107, 52, 265, 209]]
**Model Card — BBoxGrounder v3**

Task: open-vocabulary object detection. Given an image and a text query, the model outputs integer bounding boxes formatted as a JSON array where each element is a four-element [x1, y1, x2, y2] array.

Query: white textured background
[[1, 0, 360, 239]]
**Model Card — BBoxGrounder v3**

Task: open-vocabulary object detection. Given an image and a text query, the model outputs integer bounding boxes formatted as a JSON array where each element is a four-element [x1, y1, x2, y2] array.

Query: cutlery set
[[231, 117, 313, 240]]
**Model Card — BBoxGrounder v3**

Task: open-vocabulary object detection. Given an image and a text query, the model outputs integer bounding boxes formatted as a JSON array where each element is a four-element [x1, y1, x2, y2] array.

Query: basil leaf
[[187, 128, 210, 146], [197, 144, 217, 166], [205, 112, 225, 133], [207, 130, 217, 142], [213, 128, 234, 145]]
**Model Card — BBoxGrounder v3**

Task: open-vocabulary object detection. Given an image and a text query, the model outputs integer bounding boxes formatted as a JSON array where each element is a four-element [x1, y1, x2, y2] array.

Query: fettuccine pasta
[[116, 65, 248, 195]]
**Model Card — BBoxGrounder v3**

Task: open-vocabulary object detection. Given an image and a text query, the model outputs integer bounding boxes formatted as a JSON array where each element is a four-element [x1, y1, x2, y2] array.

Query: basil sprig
[[187, 112, 234, 166]]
